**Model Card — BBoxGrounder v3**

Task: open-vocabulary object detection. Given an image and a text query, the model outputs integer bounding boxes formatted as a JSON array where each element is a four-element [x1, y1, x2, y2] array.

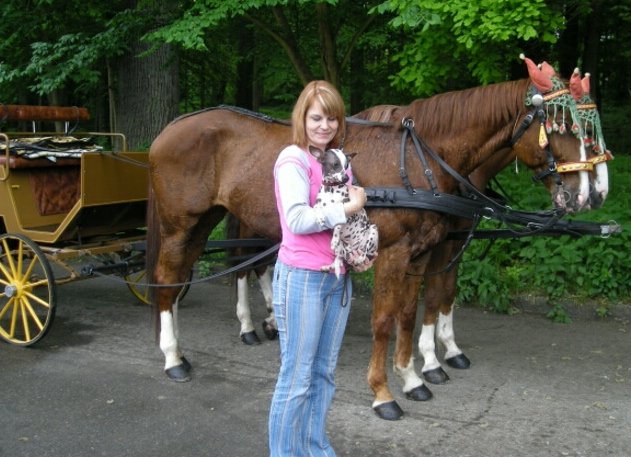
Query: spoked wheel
[[125, 268, 151, 304], [124, 259, 191, 305], [0, 233, 56, 346]]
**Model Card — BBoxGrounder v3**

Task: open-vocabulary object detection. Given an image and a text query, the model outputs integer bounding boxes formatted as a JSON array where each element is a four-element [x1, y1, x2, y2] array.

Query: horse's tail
[[145, 182, 161, 341]]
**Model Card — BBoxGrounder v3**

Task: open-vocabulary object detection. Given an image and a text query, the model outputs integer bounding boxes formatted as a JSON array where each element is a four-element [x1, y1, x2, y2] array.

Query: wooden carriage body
[[0, 105, 150, 345]]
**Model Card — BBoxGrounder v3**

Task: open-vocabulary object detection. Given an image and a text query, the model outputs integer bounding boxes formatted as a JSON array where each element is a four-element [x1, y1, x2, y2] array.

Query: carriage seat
[[1, 104, 92, 169], [0, 154, 81, 169]]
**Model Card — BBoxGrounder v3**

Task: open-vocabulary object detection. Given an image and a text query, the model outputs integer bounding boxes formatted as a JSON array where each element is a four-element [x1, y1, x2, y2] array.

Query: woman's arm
[[275, 162, 346, 234]]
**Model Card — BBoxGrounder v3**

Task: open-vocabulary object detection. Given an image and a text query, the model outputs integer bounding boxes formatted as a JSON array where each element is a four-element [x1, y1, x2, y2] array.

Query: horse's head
[[569, 68, 612, 209], [512, 56, 592, 214]]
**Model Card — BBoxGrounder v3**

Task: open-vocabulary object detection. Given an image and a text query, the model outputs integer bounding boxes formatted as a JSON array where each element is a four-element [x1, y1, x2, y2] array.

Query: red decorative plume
[[539, 61, 557, 79], [520, 53, 553, 93], [569, 68, 583, 101]]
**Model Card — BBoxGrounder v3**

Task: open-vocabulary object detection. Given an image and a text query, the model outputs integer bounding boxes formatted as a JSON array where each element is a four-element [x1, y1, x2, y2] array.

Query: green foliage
[[546, 303, 571, 323], [197, 219, 228, 278], [146, 0, 308, 51], [374, 0, 565, 95], [601, 104, 631, 160], [0, 1, 143, 99], [455, 155, 631, 316]]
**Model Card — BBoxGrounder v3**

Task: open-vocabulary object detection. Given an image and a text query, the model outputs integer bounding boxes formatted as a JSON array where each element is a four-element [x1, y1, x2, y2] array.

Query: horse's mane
[[407, 79, 529, 136], [354, 80, 529, 137], [351, 104, 404, 124]]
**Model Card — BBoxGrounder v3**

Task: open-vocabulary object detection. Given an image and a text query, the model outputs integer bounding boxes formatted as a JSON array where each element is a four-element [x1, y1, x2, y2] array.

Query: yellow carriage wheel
[[0, 233, 56, 346], [125, 268, 150, 304], [124, 268, 192, 305]]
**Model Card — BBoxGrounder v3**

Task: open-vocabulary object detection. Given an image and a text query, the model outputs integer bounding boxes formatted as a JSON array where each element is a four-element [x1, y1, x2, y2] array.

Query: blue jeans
[[268, 261, 352, 457]]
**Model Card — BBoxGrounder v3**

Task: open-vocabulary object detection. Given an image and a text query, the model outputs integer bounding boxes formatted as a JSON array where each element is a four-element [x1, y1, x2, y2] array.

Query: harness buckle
[[402, 117, 415, 129]]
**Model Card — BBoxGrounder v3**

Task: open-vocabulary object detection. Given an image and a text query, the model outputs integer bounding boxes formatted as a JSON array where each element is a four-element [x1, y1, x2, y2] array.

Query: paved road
[[2, 276, 630, 457]]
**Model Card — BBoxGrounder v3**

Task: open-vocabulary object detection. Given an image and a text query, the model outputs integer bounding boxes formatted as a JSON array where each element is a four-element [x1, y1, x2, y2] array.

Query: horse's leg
[[392, 262, 433, 401], [236, 270, 260, 345], [232, 215, 277, 344], [436, 300, 471, 370], [368, 244, 421, 420], [256, 265, 277, 340], [236, 265, 276, 344], [420, 239, 470, 385], [156, 237, 200, 382], [225, 214, 259, 345], [434, 244, 471, 369], [156, 211, 224, 381]]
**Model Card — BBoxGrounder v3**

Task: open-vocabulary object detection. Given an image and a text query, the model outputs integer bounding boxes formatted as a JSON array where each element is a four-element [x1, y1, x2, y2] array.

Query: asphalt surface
[[1, 275, 630, 457]]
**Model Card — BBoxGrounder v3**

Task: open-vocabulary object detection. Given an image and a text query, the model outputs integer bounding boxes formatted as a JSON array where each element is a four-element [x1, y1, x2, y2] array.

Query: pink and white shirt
[[274, 144, 350, 272]]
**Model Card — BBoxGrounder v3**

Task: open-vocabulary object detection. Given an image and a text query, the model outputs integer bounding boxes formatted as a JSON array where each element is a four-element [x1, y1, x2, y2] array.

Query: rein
[[365, 116, 570, 235], [84, 240, 281, 288]]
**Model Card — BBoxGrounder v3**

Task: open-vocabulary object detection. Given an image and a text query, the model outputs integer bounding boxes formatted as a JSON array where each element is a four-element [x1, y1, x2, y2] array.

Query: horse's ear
[[309, 145, 324, 160]]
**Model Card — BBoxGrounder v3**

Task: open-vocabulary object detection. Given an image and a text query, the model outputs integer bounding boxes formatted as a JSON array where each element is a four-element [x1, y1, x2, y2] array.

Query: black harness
[[174, 105, 620, 276], [363, 115, 565, 229]]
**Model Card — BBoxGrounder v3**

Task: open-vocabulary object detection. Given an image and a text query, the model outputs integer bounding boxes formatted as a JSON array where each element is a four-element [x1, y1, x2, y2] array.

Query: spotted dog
[[310, 146, 379, 278]]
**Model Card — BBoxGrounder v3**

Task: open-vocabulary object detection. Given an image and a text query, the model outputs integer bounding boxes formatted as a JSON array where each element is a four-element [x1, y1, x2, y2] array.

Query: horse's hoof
[[423, 367, 450, 384], [262, 321, 278, 340], [241, 331, 261, 345], [180, 356, 192, 372], [165, 364, 191, 382], [405, 384, 433, 401], [446, 353, 471, 369], [373, 401, 404, 421]]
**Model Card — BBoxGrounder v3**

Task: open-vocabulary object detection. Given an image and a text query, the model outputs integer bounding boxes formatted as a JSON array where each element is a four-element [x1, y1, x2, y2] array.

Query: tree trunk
[[113, 41, 179, 150], [582, 1, 602, 103], [556, 3, 580, 78], [317, 3, 340, 88], [235, 20, 254, 109]]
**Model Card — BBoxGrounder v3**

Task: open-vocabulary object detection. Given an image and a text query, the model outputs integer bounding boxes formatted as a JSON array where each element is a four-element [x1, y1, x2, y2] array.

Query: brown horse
[[222, 70, 611, 424], [229, 80, 610, 349], [401, 69, 612, 393], [146, 74, 590, 416]]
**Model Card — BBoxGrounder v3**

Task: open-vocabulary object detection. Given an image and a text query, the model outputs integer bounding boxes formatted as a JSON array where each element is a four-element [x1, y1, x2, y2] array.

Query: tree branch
[[244, 8, 314, 85]]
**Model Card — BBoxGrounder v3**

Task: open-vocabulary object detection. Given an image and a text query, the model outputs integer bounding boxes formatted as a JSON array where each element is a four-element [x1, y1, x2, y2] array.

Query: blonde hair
[[291, 80, 346, 148]]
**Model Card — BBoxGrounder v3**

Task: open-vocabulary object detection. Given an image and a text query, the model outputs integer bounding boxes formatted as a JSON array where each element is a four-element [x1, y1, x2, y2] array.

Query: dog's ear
[[309, 145, 325, 161], [345, 152, 357, 161]]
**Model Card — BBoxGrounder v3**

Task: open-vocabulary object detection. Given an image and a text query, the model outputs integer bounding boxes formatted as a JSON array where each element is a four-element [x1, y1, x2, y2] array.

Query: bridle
[[574, 98, 614, 168], [512, 80, 613, 187], [510, 84, 583, 187]]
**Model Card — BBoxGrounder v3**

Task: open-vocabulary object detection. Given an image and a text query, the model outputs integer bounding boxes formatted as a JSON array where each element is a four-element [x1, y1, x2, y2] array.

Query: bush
[[455, 154, 631, 315]]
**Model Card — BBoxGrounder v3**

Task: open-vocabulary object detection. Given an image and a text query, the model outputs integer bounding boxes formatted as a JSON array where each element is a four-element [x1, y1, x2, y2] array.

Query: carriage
[[0, 104, 151, 346]]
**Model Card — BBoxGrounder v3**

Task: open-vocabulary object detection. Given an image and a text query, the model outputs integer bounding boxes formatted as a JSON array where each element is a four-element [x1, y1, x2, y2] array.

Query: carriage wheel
[[0, 233, 57, 346], [125, 268, 150, 304], [125, 269, 192, 305]]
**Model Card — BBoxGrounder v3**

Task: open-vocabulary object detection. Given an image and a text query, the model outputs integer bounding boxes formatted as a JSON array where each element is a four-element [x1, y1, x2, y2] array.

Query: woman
[[268, 80, 371, 457]]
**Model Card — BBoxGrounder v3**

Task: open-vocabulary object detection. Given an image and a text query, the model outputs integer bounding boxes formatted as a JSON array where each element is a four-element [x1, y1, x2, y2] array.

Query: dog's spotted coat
[[311, 147, 379, 277]]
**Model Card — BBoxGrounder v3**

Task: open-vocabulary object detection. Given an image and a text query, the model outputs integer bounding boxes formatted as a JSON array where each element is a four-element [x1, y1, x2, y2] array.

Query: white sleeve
[[275, 157, 346, 234]]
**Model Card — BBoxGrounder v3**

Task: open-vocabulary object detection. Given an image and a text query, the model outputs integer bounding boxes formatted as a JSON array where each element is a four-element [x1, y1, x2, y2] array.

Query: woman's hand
[[344, 185, 367, 216]]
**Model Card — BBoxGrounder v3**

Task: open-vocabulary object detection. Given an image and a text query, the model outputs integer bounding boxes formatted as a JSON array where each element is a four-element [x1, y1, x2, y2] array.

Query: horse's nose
[[553, 190, 568, 212]]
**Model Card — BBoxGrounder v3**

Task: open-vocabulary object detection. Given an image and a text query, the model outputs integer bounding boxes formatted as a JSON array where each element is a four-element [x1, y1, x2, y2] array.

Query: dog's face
[[309, 146, 353, 185]]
